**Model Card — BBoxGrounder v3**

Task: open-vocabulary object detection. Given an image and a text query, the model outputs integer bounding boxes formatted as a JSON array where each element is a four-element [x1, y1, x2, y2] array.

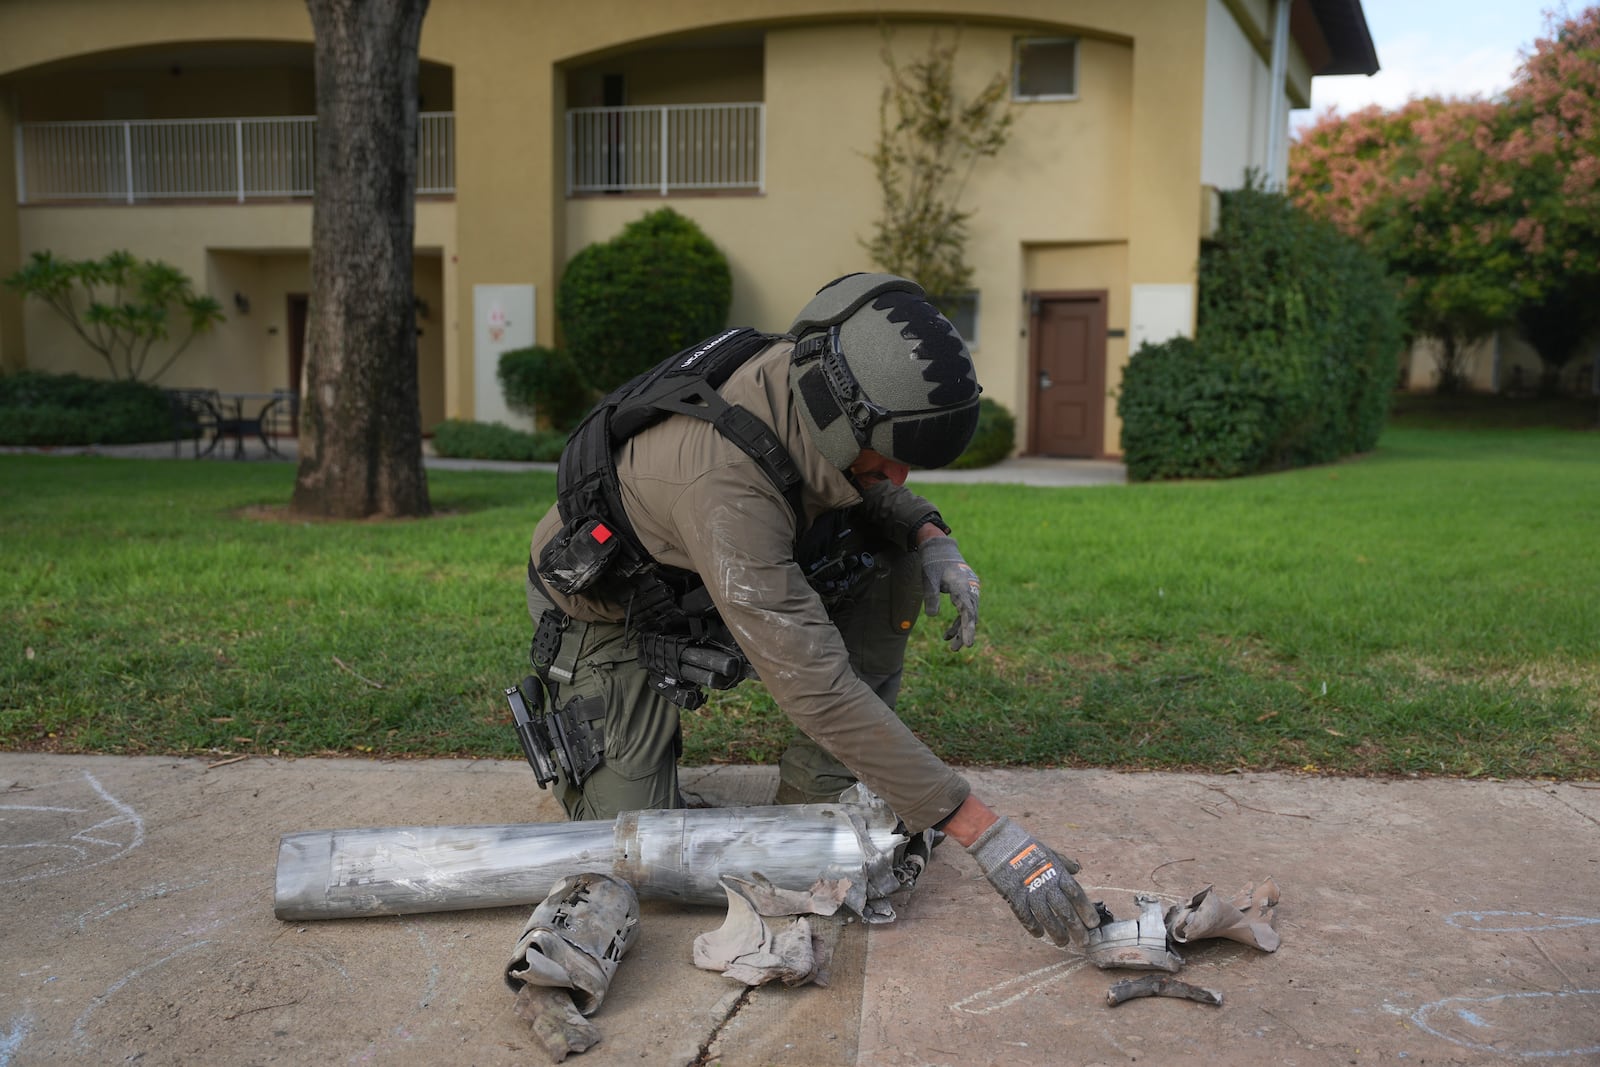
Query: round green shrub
[[497, 345, 595, 432], [1117, 184, 1401, 481], [556, 208, 732, 392], [948, 396, 1015, 469], [0, 371, 172, 445]]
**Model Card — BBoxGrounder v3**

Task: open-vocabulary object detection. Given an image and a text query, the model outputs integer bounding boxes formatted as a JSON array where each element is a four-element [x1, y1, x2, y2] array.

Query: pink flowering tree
[[1292, 7, 1600, 395], [1499, 8, 1600, 391], [1292, 99, 1527, 392]]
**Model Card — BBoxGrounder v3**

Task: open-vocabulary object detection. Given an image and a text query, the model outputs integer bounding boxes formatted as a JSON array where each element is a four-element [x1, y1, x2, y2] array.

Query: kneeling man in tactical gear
[[516, 273, 1101, 949]]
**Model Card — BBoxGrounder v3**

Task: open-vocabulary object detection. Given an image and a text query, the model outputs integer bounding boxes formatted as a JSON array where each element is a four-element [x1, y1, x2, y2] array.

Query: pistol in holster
[[505, 675, 605, 790]]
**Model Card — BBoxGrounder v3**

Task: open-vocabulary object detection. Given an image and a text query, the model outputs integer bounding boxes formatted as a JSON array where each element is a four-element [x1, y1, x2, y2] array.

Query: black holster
[[505, 675, 606, 790]]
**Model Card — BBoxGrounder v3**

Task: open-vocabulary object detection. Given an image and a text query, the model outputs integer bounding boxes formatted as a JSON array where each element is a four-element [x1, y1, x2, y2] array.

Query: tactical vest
[[535, 327, 803, 622]]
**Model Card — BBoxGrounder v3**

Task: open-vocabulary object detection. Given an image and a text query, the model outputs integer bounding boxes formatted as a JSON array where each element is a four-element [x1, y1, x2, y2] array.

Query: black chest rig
[[533, 328, 808, 707]]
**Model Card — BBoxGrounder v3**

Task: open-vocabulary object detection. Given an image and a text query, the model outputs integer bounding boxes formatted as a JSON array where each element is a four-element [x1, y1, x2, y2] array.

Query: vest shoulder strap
[[555, 328, 802, 554]]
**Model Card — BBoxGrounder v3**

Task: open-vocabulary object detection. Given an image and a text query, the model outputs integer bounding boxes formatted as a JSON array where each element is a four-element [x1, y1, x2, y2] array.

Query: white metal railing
[[566, 103, 764, 195], [14, 113, 454, 203]]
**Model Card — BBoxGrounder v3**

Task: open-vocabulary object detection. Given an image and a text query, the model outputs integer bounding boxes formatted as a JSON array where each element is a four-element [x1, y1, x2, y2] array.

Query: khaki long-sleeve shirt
[[529, 339, 970, 831]]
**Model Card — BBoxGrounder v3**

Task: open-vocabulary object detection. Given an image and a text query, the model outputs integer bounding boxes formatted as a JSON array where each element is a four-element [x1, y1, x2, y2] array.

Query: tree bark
[[292, 0, 431, 519]]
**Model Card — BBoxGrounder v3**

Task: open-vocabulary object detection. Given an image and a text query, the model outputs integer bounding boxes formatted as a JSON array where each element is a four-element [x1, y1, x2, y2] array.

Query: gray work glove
[[919, 536, 980, 651], [969, 816, 1101, 949]]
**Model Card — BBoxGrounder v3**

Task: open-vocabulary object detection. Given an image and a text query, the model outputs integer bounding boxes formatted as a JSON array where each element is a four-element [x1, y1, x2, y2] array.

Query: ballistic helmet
[[787, 273, 981, 470]]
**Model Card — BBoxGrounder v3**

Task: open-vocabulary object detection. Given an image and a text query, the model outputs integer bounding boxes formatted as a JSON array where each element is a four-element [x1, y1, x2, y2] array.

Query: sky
[[1294, 0, 1564, 131]]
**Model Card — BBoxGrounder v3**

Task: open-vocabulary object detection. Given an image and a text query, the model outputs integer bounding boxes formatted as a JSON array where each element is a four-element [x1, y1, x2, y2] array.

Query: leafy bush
[[3, 250, 223, 383], [556, 208, 732, 392], [497, 345, 595, 432], [0, 371, 173, 445], [429, 419, 567, 462], [1117, 185, 1401, 481], [947, 396, 1015, 469]]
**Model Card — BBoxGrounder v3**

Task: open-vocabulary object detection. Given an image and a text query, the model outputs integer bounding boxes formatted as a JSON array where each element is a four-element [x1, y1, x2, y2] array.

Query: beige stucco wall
[[1403, 330, 1548, 394], [1, 0, 1331, 454], [12, 201, 454, 427], [567, 20, 1138, 453], [567, 43, 765, 108]]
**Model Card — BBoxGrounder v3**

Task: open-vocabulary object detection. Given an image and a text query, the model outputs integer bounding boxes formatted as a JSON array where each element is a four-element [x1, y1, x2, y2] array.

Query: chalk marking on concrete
[[73, 879, 211, 932], [0, 771, 145, 886], [1445, 910, 1600, 933], [951, 958, 1090, 1015], [1411, 990, 1600, 1059], [0, 1014, 33, 1067], [71, 940, 213, 1046], [0, 804, 85, 813]]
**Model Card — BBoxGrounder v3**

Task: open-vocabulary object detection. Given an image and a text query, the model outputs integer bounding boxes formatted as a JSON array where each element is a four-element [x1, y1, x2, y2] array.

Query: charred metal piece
[[1106, 974, 1224, 1007]]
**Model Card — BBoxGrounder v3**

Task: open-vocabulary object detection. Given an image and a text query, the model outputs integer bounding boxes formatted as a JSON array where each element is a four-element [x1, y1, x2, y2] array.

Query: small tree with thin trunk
[[862, 27, 1012, 307], [292, 0, 431, 520], [3, 250, 223, 383]]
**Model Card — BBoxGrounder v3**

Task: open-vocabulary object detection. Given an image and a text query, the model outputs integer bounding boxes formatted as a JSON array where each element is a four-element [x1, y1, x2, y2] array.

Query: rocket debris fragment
[[1165, 879, 1280, 951], [274, 789, 907, 922], [1082, 895, 1186, 972], [1106, 974, 1224, 1006]]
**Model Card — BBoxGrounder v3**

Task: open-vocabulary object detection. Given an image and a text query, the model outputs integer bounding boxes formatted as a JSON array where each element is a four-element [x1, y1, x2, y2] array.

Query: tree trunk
[[292, 0, 431, 519]]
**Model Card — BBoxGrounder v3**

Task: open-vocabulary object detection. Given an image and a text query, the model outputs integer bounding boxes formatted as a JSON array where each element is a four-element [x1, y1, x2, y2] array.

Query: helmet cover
[[789, 274, 981, 470]]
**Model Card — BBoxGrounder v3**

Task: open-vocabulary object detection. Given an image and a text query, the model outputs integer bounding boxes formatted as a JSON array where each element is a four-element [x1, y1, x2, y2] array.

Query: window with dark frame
[[1013, 37, 1079, 101], [940, 291, 980, 349]]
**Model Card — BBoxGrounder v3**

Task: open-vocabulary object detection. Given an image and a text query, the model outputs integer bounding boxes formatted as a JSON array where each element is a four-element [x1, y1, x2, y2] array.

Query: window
[[939, 291, 980, 349], [1013, 37, 1078, 101]]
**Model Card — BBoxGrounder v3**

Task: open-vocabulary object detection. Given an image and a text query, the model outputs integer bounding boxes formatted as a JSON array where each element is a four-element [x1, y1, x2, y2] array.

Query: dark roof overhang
[[1296, 0, 1380, 76]]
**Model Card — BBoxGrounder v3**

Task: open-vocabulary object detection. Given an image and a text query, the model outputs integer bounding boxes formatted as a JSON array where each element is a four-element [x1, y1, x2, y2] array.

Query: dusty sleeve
[[855, 481, 947, 550], [669, 476, 968, 832]]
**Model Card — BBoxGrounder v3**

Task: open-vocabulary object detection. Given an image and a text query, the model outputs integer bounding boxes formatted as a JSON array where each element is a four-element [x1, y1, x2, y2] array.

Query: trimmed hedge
[[497, 345, 595, 433], [0, 371, 173, 446], [948, 396, 1015, 469], [556, 208, 732, 393], [1118, 185, 1401, 481], [429, 418, 568, 463]]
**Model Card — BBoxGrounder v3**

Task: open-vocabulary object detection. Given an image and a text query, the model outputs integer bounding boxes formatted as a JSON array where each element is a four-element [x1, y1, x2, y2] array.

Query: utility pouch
[[538, 517, 622, 597], [636, 632, 747, 711]]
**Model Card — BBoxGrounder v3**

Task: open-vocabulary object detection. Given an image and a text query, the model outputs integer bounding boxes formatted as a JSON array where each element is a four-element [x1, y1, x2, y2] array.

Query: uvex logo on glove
[[1007, 842, 1059, 891]]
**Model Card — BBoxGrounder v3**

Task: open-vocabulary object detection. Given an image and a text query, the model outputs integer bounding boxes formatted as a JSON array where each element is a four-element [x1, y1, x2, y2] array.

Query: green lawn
[[2, 422, 1597, 779]]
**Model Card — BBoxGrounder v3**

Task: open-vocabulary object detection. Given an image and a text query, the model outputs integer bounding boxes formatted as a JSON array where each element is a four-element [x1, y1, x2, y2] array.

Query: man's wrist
[[914, 517, 950, 547], [936, 794, 998, 848]]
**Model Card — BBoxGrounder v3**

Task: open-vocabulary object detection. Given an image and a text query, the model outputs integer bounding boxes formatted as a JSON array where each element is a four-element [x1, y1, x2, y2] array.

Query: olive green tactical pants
[[524, 546, 922, 821]]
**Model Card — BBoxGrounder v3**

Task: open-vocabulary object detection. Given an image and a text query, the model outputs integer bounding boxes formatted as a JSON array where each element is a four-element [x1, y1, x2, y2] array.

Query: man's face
[[848, 448, 909, 488]]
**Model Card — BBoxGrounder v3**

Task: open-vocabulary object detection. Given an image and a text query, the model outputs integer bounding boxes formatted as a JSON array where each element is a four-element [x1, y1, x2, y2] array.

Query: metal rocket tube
[[274, 797, 907, 921]]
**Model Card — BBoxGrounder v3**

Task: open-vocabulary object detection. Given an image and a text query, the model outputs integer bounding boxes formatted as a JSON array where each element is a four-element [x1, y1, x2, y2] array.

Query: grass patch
[[3, 423, 1598, 779]]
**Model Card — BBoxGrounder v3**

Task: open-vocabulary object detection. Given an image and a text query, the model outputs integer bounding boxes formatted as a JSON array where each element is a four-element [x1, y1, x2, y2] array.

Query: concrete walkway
[[3, 753, 1596, 1065], [2, 438, 1129, 488]]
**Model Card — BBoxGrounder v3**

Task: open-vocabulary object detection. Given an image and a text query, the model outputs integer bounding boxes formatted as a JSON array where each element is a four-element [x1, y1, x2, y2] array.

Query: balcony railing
[[14, 113, 455, 203], [566, 103, 764, 196]]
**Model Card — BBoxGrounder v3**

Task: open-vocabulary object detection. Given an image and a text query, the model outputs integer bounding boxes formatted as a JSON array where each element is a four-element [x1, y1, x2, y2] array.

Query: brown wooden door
[[287, 294, 308, 396], [1028, 292, 1107, 457]]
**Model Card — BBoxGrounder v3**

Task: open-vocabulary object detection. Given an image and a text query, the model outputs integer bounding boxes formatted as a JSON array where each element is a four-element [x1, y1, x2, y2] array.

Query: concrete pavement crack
[[1548, 787, 1600, 830], [688, 985, 754, 1066]]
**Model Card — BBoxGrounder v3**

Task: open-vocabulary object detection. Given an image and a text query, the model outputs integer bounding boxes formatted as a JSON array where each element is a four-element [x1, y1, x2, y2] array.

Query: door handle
[[1038, 371, 1053, 390]]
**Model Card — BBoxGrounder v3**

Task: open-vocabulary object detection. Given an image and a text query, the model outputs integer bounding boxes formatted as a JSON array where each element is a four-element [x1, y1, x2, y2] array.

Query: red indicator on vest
[[590, 523, 613, 544]]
